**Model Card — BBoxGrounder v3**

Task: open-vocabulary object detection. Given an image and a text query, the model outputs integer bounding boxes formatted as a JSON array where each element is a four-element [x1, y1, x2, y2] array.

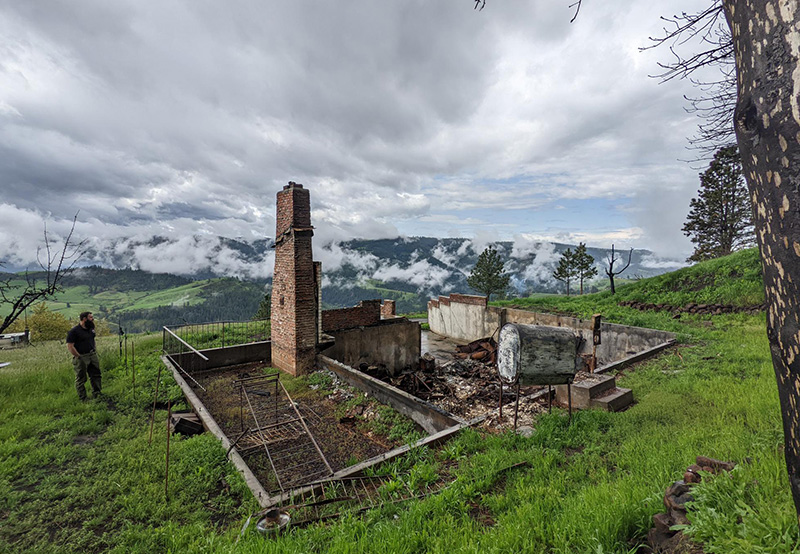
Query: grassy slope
[[1, 248, 797, 553], [0, 279, 217, 321]]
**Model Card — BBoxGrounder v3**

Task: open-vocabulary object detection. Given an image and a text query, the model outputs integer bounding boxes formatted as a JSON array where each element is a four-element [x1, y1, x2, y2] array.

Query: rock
[[672, 493, 694, 510], [696, 456, 736, 473], [516, 425, 534, 438], [647, 528, 677, 553], [419, 353, 436, 373], [653, 512, 675, 534], [670, 508, 690, 527], [684, 470, 701, 484], [666, 480, 691, 498]]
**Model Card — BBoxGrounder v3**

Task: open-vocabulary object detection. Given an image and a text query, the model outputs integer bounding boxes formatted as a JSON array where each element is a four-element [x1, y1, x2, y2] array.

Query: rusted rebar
[[165, 399, 172, 500], [148, 364, 163, 445]]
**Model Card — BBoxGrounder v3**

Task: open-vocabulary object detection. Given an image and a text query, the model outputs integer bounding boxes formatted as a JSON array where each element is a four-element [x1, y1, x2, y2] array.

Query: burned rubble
[[359, 336, 550, 428]]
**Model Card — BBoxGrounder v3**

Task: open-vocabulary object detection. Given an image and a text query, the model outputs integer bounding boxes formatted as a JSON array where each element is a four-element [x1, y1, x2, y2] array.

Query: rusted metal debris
[[234, 373, 333, 493], [247, 460, 532, 536], [454, 337, 497, 364], [168, 410, 204, 436]]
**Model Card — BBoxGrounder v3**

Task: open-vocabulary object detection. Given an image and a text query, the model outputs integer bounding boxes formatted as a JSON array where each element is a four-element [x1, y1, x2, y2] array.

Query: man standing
[[66, 312, 101, 401]]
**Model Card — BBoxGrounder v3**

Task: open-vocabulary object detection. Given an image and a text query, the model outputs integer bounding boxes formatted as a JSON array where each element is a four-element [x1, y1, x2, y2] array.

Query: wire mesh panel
[[271, 474, 450, 529], [164, 319, 270, 352], [232, 374, 333, 493]]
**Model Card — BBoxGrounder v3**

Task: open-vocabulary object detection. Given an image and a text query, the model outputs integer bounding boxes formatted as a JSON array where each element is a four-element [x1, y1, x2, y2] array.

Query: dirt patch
[[188, 363, 415, 493], [619, 300, 765, 316], [467, 501, 495, 527], [72, 434, 98, 446]]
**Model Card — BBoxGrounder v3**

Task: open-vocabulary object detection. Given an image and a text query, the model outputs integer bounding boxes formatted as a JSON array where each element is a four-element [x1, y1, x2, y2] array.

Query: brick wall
[[322, 300, 382, 332], [270, 182, 318, 376], [449, 293, 488, 307], [381, 300, 396, 318]]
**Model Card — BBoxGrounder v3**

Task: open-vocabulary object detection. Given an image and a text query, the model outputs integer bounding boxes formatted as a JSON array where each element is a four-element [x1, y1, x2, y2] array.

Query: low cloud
[[371, 258, 451, 290]]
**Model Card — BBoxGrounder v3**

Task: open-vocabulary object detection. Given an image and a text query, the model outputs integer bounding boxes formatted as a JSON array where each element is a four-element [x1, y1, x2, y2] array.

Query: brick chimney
[[270, 182, 318, 376]]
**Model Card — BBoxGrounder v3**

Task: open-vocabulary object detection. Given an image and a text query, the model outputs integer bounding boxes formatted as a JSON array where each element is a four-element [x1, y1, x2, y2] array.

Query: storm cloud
[[1, 0, 714, 267]]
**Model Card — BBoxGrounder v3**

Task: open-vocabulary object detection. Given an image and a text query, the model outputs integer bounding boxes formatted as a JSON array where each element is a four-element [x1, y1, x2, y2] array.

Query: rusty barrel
[[497, 323, 580, 385]]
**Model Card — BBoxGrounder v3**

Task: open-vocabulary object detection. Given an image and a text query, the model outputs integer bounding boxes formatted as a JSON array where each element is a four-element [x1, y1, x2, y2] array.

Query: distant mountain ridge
[[67, 235, 683, 312], [1, 235, 686, 329]]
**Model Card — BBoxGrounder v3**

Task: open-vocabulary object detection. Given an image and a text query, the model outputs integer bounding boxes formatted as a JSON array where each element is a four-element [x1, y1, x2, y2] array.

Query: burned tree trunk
[[605, 244, 632, 295], [724, 0, 800, 522]]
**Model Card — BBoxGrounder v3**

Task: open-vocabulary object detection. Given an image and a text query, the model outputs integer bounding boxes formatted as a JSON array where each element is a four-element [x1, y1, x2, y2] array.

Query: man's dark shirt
[[66, 325, 96, 355]]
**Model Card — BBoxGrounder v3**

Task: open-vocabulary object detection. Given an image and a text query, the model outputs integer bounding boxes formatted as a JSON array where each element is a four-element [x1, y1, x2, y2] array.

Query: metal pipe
[[567, 383, 572, 424], [161, 326, 210, 361], [280, 380, 333, 476], [242, 385, 284, 493], [498, 380, 503, 419], [166, 357, 207, 392]]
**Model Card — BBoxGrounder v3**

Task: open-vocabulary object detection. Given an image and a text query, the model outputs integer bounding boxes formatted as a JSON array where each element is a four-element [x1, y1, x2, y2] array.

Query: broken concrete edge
[[317, 354, 462, 435], [161, 355, 271, 508], [262, 415, 486, 510], [595, 339, 677, 375]]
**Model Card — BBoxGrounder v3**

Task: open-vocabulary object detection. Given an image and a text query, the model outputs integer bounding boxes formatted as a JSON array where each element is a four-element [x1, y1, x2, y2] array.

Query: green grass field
[[1, 248, 798, 553], [0, 280, 216, 322]]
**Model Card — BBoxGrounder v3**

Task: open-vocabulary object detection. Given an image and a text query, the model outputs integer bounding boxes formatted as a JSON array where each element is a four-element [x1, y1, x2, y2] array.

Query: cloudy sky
[[0, 0, 719, 270]]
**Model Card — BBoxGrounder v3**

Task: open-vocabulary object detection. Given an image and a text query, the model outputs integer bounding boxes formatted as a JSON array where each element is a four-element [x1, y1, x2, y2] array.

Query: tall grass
[[1, 248, 797, 552]]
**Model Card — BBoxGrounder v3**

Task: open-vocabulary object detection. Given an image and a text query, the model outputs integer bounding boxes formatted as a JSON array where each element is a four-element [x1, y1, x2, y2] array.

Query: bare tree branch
[[641, 2, 735, 157], [604, 244, 633, 295], [569, 0, 583, 23], [0, 214, 87, 334]]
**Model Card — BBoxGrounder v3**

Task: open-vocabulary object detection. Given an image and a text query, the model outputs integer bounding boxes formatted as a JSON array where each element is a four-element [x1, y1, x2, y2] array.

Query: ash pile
[[359, 337, 548, 425]]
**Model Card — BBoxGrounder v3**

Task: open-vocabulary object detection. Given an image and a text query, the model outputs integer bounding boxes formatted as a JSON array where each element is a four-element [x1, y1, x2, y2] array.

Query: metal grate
[[232, 374, 333, 493], [273, 473, 450, 529], [163, 319, 270, 352]]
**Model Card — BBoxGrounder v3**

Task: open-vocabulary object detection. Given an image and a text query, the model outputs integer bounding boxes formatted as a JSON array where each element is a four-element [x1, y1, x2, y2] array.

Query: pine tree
[[553, 248, 578, 296], [466, 246, 510, 301], [682, 145, 755, 263], [573, 242, 598, 295], [253, 291, 271, 320]]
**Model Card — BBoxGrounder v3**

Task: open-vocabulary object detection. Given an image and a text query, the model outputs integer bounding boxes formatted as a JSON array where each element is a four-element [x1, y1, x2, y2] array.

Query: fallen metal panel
[[262, 416, 484, 508], [317, 354, 461, 434], [162, 355, 272, 508], [595, 339, 676, 374]]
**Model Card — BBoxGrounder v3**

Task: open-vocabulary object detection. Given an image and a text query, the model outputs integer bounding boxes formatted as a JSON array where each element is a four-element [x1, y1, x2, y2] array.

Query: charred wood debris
[[358, 337, 544, 419]]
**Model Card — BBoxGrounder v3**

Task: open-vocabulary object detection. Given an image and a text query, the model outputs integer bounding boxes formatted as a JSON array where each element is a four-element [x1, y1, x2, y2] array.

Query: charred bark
[[605, 244, 632, 295], [724, 0, 800, 522]]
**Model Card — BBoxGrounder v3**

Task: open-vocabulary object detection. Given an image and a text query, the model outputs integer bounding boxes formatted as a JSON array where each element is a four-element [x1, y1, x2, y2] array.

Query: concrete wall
[[169, 340, 271, 373], [317, 355, 460, 434], [428, 294, 502, 342], [321, 318, 420, 373], [428, 294, 675, 368]]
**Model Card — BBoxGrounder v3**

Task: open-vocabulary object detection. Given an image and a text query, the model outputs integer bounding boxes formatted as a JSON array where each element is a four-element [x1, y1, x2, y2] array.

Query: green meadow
[[1, 248, 797, 553]]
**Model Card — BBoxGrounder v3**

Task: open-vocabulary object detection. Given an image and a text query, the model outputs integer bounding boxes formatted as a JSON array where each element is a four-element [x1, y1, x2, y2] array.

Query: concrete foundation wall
[[428, 294, 675, 368], [170, 340, 271, 373], [322, 318, 420, 373], [428, 294, 502, 342], [317, 355, 460, 434]]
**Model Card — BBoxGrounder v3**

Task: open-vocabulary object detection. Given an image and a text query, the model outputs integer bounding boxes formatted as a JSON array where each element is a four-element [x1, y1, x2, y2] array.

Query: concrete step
[[590, 387, 634, 412], [555, 373, 616, 409]]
